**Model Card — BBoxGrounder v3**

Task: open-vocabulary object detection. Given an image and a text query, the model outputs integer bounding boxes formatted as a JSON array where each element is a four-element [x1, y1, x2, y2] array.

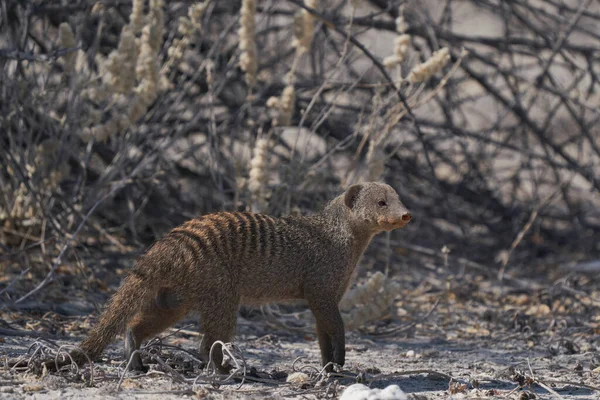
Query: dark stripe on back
[[200, 221, 223, 259], [255, 214, 270, 259], [211, 214, 233, 262], [218, 213, 236, 260], [245, 212, 260, 257], [183, 217, 205, 230], [232, 212, 250, 256], [264, 215, 278, 259], [169, 229, 207, 260]]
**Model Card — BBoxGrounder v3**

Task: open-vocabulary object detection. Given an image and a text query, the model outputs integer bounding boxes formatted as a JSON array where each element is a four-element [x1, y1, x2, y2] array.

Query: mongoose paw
[[323, 362, 344, 374], [127, 364, 149, 374], [214, 361, 234, 375], [126, 352, 148, 373]]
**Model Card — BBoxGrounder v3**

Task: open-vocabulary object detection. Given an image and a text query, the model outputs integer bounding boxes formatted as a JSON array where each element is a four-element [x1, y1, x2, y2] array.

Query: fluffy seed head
[[248, 138, 270, 212], [407, 47, 450, 83], [384, 34, 411, 69], [238, 0, 258, 87], [130, 0, 145, 34], [59, 23, 76, 75], [395, 15, 407, 33], [292, 0, 318, 53]]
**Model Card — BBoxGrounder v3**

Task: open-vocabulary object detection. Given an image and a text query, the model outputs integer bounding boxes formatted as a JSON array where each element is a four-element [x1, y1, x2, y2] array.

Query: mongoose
[[74, 182, 411, 372]]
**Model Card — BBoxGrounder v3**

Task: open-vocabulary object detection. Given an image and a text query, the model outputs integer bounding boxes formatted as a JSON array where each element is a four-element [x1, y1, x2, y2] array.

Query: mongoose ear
[[344, 184, 363, 209]]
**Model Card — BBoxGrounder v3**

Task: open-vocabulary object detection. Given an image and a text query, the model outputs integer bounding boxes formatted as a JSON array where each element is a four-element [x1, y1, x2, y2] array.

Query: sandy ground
[[3, 246, 600, 399], [2, 298, 600, 399]]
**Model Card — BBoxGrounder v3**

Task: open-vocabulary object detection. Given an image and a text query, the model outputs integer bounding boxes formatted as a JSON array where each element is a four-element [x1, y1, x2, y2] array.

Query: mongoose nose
[[401, 213, 412, 222]]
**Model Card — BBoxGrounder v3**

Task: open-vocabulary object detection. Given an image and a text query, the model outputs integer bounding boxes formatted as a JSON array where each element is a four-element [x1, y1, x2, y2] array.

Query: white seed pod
[[384, 34, 410, 69], [167, 38, 185, 60], [266, 97, 280, 108], [58, 23, 76, 75], [340, 271, 403, 330], [339, 271, 385, 311], [394, 34, 410, 61], [238, 0, 258, 87], [248, 138, 270, 212], [118, 27, 138, 93], [395, 15, 407, 33], [178, 16, 194, 36], [383, 55, 400, 69], [277, 85, 296, 126], [148, 0, 165, 53], [189, 2, 208, 29], [103, 25, 138, 94], [407, 47, 451, 83], [293, 0, 317, 52], [130, 0, 144, 34], [136, 32, 160, 105]]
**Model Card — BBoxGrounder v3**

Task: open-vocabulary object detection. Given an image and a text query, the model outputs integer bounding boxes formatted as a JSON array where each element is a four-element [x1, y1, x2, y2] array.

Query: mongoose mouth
[[377, 214, 411, 231]]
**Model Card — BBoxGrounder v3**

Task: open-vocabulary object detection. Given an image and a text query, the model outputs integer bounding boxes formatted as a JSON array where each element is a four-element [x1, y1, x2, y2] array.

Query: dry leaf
[[22, 384, 44, 392]]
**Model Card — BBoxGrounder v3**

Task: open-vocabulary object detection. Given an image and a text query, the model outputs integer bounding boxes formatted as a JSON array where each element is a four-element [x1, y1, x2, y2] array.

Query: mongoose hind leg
[[124, 328, 146, 372], [308, 299, 345, 371], [125, 289, 188, 371], [199, 295, 239, 374]]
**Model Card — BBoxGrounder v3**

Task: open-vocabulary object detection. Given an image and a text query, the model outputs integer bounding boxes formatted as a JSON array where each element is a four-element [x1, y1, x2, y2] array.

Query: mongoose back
[[76, 182, 411, 371]]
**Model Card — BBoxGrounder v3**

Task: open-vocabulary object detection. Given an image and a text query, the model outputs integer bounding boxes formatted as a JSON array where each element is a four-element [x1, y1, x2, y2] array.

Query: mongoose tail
[[76, 273, 150, 363]]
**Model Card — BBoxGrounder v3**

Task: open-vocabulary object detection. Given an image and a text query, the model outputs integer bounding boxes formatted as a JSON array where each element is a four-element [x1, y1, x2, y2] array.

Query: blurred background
[[1, 0, 599, 320]]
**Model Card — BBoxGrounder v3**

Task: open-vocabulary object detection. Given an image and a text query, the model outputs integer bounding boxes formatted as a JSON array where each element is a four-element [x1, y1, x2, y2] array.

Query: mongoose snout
[[73, 182, 411, 373], [377, 209, 411, 229], [377, 213, 411, 230]]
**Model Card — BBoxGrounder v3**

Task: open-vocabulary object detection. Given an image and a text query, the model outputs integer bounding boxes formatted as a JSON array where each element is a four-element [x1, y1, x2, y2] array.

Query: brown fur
[[75, 182, 411, 371]]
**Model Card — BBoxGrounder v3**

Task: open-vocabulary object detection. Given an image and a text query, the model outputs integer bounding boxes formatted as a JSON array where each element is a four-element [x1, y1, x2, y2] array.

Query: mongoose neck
[[315, 195, 375, 281], [319, 194, 375, 247]]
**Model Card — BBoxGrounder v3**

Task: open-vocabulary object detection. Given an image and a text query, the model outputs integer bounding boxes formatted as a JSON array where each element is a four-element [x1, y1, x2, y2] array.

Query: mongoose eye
[[378, 200, 387, 207]]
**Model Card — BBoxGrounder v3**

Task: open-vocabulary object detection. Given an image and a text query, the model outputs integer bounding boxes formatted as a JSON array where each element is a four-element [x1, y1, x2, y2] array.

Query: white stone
[[340, 383, 407, 400]]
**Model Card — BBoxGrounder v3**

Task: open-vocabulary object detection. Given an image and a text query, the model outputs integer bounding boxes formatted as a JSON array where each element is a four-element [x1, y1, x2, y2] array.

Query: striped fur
[[75, 182, 411, 372]]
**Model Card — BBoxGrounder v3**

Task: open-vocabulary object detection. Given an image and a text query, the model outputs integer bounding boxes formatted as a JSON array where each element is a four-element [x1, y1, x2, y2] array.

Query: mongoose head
[[344, 182, 411, 233]]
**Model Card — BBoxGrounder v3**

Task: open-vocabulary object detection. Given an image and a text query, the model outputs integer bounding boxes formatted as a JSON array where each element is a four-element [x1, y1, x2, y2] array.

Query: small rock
[[340, 383, 407, 400]]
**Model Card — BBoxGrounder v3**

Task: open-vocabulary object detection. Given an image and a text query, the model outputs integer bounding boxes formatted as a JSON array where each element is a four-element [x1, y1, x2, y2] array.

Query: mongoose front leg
[[308, 300, 345, 371], [315, 320, 334, 365]]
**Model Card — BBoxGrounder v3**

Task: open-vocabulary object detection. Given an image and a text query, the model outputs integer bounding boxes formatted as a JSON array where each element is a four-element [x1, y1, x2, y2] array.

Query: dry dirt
[[2, 249, 600, 399]]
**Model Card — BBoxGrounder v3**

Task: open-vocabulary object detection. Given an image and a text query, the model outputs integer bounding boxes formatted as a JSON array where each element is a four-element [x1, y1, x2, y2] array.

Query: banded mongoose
[[75, 182, 412, 372]]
